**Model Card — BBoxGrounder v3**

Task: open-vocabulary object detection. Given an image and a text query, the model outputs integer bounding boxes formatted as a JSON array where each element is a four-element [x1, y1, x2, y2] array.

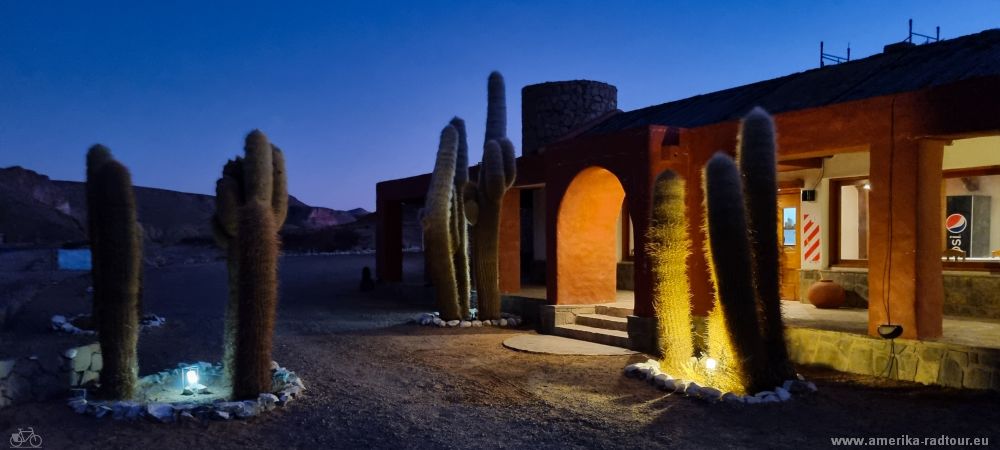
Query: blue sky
[[2, 1, 998, 210]]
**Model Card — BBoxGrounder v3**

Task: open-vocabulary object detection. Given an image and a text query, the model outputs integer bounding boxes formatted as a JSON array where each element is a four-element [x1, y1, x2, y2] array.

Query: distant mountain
[[0, 166, 370, 247]]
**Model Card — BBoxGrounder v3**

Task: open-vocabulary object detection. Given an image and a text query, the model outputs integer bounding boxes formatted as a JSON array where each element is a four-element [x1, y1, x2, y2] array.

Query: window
[[942, 167, 1000, 266], [830, 177, 870, 265], [782, 207, 797, 246]]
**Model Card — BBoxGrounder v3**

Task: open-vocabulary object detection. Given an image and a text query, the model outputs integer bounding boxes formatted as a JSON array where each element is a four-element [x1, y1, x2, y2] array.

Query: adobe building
[[376, 29, 1000, 389]]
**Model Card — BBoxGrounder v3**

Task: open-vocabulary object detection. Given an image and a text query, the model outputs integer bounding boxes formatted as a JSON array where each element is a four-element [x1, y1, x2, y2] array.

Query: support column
[[499, 188, 521, 293], [375, 191, 403, 282], [868, 138, 944, 339]]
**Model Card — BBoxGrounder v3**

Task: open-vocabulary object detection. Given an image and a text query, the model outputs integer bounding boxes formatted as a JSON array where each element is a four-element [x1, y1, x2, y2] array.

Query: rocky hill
[[0, 166, 371, 247]]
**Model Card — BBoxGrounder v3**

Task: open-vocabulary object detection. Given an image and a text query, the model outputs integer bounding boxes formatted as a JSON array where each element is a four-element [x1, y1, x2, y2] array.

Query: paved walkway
[[503, 334, 637, 356], [508, 284, 1000, 350]]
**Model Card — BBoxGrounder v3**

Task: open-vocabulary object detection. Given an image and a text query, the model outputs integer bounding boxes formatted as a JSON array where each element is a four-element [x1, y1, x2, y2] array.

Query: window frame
[[941, 165, 1000, 271], [829, 176, 871, 268]]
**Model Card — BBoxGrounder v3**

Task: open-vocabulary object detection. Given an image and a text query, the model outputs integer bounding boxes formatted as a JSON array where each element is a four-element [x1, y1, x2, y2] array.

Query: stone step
[[575, 313, 628, 332], [553, 324, 630, 348], [595, 305, 633, 318]]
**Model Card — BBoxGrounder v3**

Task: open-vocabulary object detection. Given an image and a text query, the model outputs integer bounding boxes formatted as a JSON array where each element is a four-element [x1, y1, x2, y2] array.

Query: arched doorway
[[556, 166, 627, 304]]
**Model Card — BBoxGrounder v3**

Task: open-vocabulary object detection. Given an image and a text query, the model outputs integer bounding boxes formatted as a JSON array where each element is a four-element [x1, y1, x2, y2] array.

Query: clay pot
[[806, 279, 846, 309]]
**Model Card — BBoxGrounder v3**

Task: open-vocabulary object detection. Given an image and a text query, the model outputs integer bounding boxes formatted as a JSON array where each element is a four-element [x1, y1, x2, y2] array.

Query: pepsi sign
[[946, 195, 992, 257]]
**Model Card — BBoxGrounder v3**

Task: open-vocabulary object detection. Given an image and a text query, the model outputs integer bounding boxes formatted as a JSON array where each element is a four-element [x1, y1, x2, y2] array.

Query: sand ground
[[1, 254, 998, 449]]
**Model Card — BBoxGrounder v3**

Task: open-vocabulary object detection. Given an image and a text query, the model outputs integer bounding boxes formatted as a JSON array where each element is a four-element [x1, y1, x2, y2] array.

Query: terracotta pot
[[807, 279, 846, 309]]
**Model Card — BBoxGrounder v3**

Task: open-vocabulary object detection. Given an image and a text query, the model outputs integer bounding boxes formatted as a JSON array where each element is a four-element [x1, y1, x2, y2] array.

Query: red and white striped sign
[[802, 213, 820, 263]]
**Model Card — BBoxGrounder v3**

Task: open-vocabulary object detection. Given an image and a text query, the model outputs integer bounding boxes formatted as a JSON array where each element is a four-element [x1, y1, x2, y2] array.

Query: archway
[[556, 166, 627, 304]]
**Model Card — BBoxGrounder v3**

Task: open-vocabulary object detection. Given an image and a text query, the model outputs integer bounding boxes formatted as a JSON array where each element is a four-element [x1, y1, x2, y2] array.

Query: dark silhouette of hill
[[0, 166, 371, 247]]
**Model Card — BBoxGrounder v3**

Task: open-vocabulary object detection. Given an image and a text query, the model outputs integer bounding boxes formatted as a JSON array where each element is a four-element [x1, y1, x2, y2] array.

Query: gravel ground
[[1, 254, 998, 449]]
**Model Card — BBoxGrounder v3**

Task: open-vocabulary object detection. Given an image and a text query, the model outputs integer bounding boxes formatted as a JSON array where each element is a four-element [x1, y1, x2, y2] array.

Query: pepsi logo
[[946, 213, 967, 234]]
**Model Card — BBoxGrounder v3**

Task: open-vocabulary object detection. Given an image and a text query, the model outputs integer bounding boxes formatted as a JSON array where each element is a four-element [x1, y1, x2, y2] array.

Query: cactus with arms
[[87, 148, 142, 399], [465, 71, 517, 321], [213, 130, 287, 398]]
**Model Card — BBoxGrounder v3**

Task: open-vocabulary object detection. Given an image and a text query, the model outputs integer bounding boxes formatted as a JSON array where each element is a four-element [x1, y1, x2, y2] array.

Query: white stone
[[782, 380, 795, 391], [460, 321, 472, 328], [673, 380, 689, 392], [754, 390, 775, 398], [446, 320, 459, 327], [258, 393, 279, 411], [700, 386, 723, 400], [472, 320, 483, 327], [95, 405, 112, 418], [653, 374, 671, 388], [69, 398, 87, 414], [0, 359, 16, 379], [499, 319, 508, 327], [744, 395, 762, 404], [775, 387, 792, 401], [762, 394, 780, 403], [146, 403, 175, 422], [684, 381, 703, 396], [806, 381, 817, 392], [52, 315, 66, 325], [721, 393, 744, 404], [270, 361, 280, 370], [63, 348, 78, 360], [212, 410, 231, 420]]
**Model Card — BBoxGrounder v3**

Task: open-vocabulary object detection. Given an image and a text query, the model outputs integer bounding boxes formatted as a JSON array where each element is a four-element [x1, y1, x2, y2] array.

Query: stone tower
[[521, 80, 618, 156]]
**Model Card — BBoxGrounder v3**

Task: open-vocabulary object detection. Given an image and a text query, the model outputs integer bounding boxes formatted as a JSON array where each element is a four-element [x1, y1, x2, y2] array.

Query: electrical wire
[[880, 95, 900, 377]]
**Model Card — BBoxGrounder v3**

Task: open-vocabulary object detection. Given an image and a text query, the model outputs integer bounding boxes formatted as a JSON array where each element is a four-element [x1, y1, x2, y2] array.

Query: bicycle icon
[[9, 428, 41, 448]]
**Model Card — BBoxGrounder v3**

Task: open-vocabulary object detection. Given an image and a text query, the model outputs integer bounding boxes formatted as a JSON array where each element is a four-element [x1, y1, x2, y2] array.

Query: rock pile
[[412, 311, 523, 328]]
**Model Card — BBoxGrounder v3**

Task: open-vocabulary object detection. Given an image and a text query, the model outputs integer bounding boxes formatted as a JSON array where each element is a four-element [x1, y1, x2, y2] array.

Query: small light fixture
[[863, 183, 871, 191], [182, 366, 205, 395], [704, 357, 718, 371]]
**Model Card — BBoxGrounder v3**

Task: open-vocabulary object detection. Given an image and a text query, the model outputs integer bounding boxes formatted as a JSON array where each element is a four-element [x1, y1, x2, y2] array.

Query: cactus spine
[[450, 117, 472, 319], [422, 125, 462, 320], [213, 130, 287, 399], [647, 170, 694, 373], [87, 149, 142, 399], [466, 71, 517, 321], [737, 107, 795, 383]]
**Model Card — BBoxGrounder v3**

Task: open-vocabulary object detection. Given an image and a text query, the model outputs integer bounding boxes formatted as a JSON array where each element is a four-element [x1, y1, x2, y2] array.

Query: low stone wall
[[0, 342, 100, 408], [785, 327, 1000, 391], [799, 268, 1000, 319]]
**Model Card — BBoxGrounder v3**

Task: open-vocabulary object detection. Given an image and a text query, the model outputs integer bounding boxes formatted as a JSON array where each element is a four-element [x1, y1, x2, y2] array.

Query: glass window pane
[[839, 180, 869, 260], [783, 207, 797, 246], [943, 174, 1000, 261]]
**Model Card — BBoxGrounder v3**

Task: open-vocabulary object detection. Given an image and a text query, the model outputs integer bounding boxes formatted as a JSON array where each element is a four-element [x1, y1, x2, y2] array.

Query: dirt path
[[1, 255, 997, 449]]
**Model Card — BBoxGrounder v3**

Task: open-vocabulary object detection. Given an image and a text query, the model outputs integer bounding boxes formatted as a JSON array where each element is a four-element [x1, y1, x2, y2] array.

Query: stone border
[[413, 312, 523, 328], [50, 313, 167, 335], [67, 361, 304, 422], [0, 341, 101, 409], [624, 359, 816, 404]]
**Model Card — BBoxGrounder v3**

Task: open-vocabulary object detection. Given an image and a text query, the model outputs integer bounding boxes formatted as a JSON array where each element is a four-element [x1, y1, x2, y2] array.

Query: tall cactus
[[466, 71, 517, 321], [422, 125, 462, 320], [703, 152, 770, 394], [86, 145, 113, 324], [450, 117, 472, 319], [647, 170, 694, 374], [87, 150, 142, 399], [213, 129, 287, 398], [737, 107, 796, 383]]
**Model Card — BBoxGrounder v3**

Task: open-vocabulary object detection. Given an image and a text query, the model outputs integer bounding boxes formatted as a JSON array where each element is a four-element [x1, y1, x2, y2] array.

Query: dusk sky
[[2, 1, 998, 210]]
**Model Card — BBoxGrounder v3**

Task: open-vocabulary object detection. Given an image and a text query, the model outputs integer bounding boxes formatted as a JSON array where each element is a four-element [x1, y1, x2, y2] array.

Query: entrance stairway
[[551, 304, 633, 348]]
